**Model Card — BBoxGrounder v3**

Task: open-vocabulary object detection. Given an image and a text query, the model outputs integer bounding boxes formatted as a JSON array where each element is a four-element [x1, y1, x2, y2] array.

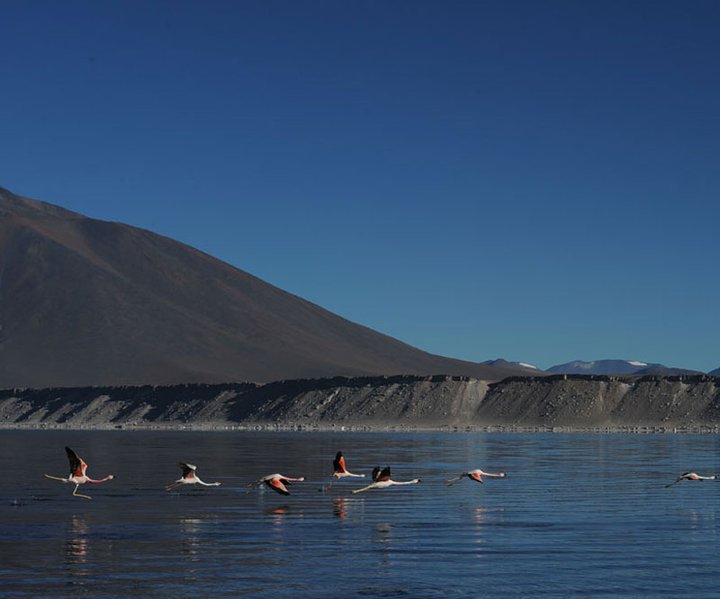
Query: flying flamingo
[[351, 466, 420, 494], [165, 463, 221, 491], [446, 468, 506, 486], [333, 451, 365, 480], [250, 474, 305, 496], [44, 446, 114, 499], [322, 451, 365, 491], [665, 472, 717, 488]]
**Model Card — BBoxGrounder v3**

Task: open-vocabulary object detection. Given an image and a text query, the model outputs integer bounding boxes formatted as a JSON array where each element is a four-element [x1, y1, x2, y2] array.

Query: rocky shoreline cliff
[[1, 374, 719, 431]]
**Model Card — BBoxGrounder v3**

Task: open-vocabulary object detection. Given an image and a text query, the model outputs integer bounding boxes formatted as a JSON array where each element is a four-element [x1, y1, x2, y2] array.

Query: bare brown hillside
[[0, 187, 521, 388]]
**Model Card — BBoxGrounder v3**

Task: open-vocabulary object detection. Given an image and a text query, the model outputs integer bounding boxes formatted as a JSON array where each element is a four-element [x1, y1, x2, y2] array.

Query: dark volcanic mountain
[[0, 187, 521, 388]]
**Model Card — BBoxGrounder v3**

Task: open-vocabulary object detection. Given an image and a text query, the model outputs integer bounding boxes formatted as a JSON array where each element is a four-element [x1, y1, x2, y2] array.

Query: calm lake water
[[1, 430, 718, 597]]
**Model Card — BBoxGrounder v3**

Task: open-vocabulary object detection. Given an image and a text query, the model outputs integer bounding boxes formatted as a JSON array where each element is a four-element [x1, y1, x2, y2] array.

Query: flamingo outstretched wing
[[468, 472, 484, 483], [265, 477, 290, 496], [334, 452, 347, 474], [376, 467, 391, 482], [180, 463, 197, 479], [65, 447, 87, 477]]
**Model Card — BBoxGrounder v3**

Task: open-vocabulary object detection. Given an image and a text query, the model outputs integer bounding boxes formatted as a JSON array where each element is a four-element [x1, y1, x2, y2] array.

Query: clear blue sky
[[2, 1, 719, 371]]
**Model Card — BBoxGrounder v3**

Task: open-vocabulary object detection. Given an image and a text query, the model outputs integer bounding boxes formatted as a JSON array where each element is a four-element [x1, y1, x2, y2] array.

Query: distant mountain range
[[545, 359, 705, 376], [479, 358, 710, 376], [0, 186, 526, 388], [480, 358, 716, 376], [482, 359, 541, 373]]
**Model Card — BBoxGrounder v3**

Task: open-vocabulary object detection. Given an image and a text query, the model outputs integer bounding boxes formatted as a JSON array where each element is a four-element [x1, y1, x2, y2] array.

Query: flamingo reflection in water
[[65, 514, 92, 586], [333, 497, 349, 519], [179, 518, 203, 561], [65, 514, 90, 565]]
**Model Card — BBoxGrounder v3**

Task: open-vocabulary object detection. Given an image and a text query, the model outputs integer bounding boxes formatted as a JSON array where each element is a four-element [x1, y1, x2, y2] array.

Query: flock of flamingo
[[44, 446, 716, 500]]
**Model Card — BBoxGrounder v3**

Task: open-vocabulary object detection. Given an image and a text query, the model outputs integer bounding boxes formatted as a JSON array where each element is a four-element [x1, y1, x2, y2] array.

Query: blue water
[[1, 430, 718, 597]]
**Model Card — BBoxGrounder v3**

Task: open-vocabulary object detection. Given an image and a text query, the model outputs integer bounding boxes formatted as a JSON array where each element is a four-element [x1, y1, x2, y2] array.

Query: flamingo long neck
[[196, 478, 221, 486], [86, 475, 113, 484]]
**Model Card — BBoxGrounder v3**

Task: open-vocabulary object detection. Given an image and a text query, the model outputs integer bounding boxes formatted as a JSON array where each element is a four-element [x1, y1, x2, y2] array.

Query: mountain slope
[[0, 187, 519, 388]]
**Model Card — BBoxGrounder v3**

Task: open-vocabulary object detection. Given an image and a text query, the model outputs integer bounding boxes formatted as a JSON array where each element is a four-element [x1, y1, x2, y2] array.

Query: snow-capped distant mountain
[[710, 367, 720, 377], [482, 359, 542, 373], [487, 358, 704, 377], [546, 360, 662, 376], [547, 360, 705, 376]]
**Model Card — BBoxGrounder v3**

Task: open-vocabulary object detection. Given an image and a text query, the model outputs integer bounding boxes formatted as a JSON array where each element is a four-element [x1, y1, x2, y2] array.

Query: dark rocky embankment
[[1, 374, 720, 431]]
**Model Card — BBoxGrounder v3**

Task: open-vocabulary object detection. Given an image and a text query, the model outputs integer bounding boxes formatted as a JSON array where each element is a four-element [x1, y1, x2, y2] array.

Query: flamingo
[[351, 466, 420, 494], [322, 451, 365, 491], [665, 472, 717, 488], [251, 474, 305, 496], [165, 463, 221, 491], [333, 451, 365, 480], [446, 468, 506, 486], [44, 446, 114, 499]]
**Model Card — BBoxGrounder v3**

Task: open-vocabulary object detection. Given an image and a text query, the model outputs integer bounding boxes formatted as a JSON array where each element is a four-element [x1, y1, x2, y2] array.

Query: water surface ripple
[[1, 431, 718, 597]]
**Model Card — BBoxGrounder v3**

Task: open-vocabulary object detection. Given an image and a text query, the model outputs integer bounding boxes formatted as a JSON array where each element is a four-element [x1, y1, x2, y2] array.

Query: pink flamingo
[[251, 474, 305, 496], [44, 446, 114, 499], [333, 451, 365, 481], [666, 472, 717, 487], [351, 466, 420, 494], [323, 451, 365, 491], [165, 463, 221, 491], [446, 468, 506, 486]]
